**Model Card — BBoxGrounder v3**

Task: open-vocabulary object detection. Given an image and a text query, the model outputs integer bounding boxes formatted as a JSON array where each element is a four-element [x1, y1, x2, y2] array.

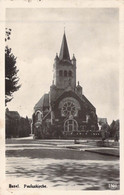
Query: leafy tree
[[101, 123, 110, 141], [25, 116, 31, 135], [110, 120, 119, 141], [18, 116, 31, 137], [5, 28, 21, 105]]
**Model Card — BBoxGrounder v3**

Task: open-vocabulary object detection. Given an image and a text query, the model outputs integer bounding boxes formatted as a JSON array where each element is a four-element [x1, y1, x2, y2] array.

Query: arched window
[[64, 70, 67, 77], [35, 111, 42, 121], [59, 70, 63, 76], [68, 70, 72, 77]]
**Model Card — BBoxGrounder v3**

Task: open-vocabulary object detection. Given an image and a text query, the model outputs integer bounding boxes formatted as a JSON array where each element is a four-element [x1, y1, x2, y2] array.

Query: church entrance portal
[[64, 119, 78, 132]]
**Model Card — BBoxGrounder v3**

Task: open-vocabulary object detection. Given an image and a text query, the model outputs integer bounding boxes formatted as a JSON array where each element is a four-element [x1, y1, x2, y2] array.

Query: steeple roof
[[59, 32, 70, 61]]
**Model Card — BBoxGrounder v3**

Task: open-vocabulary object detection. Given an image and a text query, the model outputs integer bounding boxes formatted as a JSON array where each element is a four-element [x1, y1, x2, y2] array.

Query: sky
[[6, 8, 119, 124]]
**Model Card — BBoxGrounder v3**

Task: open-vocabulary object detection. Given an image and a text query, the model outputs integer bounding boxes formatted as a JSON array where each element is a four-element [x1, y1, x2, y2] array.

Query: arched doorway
[[64, 119, 78, 132]]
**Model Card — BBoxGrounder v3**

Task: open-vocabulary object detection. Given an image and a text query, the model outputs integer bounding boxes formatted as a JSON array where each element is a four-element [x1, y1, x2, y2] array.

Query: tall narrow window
[[59, 70, 63, 76], [68, 70, 72, 77], [35, 111, 42, 121], [64, 70, 67, 77]]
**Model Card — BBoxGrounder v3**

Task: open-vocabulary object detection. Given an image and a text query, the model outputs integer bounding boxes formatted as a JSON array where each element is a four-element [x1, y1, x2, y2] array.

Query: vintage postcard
[[0, 0, 124, 195]]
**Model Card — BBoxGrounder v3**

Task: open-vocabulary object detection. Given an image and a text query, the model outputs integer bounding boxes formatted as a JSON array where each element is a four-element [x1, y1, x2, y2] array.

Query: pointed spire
[[59, 32, 70, 61]]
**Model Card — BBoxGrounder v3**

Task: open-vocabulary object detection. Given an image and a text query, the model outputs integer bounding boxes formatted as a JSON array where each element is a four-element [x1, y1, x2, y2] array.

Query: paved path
[[6, 138, 119, 190]]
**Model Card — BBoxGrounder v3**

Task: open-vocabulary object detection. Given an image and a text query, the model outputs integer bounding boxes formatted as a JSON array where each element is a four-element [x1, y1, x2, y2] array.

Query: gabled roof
[[34, 93, 49, 111], [59, 33, 70, 61], [6, 110, 20, 120], [82, 94, 95, 110], [53, 89, 95, 111]]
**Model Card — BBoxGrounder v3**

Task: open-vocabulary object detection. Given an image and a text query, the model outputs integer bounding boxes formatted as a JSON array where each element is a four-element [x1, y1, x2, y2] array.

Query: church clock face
[[59, 97, 81, 117]]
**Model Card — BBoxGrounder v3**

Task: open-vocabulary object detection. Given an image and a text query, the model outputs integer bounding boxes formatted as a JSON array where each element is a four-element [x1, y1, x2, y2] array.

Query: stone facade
[[32, 33, 99, 139]]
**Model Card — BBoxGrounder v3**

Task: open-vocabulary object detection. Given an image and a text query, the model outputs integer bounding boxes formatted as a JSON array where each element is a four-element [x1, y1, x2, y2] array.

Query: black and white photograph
[[1, 1, 124, 193]]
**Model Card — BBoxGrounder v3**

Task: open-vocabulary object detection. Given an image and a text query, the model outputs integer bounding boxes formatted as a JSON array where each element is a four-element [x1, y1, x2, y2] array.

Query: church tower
[[33, 31, 99, 139], [53, 32, 76, 90]]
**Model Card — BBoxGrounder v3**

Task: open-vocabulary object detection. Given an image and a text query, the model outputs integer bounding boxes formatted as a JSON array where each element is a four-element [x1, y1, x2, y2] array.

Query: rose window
[[61, 101, 77, 117]]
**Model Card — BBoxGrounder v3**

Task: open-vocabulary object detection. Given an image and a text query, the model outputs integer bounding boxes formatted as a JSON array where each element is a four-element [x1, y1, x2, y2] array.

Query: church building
[[32, 32, 99, 139]]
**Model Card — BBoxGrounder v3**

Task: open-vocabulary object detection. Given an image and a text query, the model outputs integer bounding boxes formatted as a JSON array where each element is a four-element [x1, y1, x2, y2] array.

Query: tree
[[101, 123, 110, 141], [110, 120, 119, 141], [5, 28, 21, 105], [18, 116, 31, 137]]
